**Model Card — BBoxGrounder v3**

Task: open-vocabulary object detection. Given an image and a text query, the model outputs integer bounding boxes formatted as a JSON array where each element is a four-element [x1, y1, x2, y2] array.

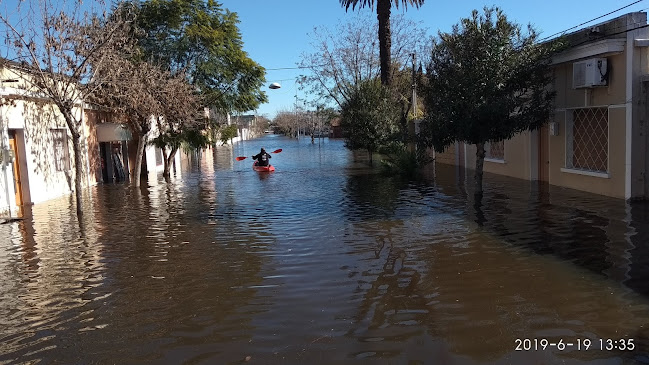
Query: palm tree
[[340, 0, 424, 86]]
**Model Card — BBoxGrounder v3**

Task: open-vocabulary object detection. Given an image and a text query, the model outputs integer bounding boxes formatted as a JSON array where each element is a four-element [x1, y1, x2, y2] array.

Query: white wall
[[0, 155, 17, 216], [1, 97, 90, 206], [142, 144, 183, 185]]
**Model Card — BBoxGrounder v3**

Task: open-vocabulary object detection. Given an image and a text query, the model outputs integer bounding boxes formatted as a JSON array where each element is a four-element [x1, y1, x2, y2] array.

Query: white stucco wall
[[1, 95, 90, 206], [0, 159, 17, 216]]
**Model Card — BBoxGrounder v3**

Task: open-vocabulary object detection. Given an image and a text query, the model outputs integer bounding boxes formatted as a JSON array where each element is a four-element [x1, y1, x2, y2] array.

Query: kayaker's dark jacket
[[252, 150, 271, 166]]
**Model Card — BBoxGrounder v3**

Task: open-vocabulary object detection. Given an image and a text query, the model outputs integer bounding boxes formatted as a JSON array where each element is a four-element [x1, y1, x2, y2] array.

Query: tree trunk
[[133, 130, 148, 187], [162, 147, 169, 178], [71, 133, 84, 217], [60, 106, 84, 218], [377, 0, 392, 86], [475, 142, 486, 196], [163, 147, 178, 178]]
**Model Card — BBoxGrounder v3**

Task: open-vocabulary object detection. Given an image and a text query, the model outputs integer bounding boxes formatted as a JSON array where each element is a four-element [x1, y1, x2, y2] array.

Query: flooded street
[[1, 135, 649, 364]]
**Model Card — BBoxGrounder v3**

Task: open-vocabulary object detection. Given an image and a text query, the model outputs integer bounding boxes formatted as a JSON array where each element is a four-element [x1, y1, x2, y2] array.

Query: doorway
[[8, 130, 23, 213]]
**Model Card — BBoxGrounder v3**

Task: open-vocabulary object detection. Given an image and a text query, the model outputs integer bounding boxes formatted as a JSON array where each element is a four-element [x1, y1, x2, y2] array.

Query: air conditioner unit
[[573, 58, 608, 88]]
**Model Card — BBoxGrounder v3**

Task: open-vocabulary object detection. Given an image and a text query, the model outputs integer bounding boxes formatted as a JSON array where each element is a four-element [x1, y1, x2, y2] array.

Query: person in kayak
[[252, 148, 272, 167]]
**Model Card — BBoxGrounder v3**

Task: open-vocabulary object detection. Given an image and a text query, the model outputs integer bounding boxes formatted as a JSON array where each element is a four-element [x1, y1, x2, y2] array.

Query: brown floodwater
[[1, 136, 648, 364]]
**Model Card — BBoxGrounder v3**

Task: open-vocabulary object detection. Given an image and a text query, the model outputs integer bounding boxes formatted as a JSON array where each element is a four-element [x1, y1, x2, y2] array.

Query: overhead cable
[[540, 0, 644, 42]]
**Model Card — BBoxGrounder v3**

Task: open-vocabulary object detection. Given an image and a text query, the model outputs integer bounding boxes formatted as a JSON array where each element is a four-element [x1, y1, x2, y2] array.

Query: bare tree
[[273, 110, 298, 137], [340, 0, 425, 86], [92, 57, 166, 187], [151, 72, 204, 179], [0, 0, 134, 216], [299, 14, 428, 109], [94, 49, 205, 185]]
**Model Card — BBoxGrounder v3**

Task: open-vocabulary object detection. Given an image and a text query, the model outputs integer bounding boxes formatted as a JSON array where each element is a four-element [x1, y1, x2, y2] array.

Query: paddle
[[236, 149, 282, 161]]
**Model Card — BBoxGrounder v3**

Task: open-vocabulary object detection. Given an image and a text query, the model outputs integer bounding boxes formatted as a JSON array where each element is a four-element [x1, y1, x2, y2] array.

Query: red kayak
[[253, 162, 275, 172]]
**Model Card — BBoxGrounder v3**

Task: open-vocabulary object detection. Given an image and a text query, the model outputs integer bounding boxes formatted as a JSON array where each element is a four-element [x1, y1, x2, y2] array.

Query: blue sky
[[219, 0, 648, 119]]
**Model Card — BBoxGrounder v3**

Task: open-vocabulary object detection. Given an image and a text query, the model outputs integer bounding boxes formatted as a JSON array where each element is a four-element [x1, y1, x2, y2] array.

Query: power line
[[566, 21, 649, 49], [265, 64, 328, 71], [270, 78, 297, 82], [265, 66, 305, 71], [540, 0, 645, 42]]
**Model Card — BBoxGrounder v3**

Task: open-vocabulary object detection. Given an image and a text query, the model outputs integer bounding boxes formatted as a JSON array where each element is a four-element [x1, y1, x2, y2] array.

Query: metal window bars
[[486, 140, 505, 160], [568, 107, 608, 173]]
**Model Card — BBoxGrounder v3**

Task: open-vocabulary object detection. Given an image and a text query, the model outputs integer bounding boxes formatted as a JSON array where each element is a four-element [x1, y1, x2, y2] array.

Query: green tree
[[339, 0, 425, 86], [133, 0, 267, 113], [419, 7, 559, 195], [218, 124, 238, 145], [340, 79, 402, 165]]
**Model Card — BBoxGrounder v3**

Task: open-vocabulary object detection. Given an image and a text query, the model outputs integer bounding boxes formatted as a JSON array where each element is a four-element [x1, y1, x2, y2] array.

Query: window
[[52, 129, 70, 171], [486, 140, 505, 161], [566, 107, 608, 173]]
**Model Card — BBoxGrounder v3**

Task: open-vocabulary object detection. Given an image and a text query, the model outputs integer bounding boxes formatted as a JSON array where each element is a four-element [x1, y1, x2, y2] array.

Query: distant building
[[234, 114, 258, 141], [329, 117, 343, 138], [204, 109, 260, 144]]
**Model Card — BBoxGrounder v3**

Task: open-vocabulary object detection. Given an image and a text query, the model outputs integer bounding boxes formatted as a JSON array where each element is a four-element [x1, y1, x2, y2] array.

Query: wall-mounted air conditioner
[[573, 58, 608, 88]]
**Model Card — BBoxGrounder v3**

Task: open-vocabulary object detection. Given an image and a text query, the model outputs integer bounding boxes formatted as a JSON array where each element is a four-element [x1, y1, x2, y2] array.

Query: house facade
[[435, 12, 649, 200], [0, 64, 183, 217], [0, 65, 96, 217], [329, 117, 343, 138], [204, 109, 261, 145]]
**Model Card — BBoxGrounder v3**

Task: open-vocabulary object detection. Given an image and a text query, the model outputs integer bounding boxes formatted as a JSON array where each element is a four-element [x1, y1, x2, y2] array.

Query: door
[[538, 124, 549, 182], [8, 130, 23, 208]]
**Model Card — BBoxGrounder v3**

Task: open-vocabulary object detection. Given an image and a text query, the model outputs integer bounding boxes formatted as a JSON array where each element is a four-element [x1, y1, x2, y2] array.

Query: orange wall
[[547, 108, 626, 198], [464, 132, 532, 181]]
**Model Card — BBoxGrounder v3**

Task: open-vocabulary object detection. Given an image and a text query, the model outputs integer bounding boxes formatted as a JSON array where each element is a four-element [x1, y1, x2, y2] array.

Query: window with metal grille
[[566, 107, 608, 172], [52, 129, 70, 171], [486, 140, 505, 160]]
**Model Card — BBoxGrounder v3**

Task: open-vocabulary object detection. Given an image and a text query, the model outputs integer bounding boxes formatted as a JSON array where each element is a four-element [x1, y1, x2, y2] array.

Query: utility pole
[[411, 52, 417, 117], [317, 105, 322, 146], [294, 79, 298, 140]]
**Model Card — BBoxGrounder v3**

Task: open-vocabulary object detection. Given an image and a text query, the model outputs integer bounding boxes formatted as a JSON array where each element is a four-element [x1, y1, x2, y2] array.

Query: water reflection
[[0, 137, 648, 364]]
